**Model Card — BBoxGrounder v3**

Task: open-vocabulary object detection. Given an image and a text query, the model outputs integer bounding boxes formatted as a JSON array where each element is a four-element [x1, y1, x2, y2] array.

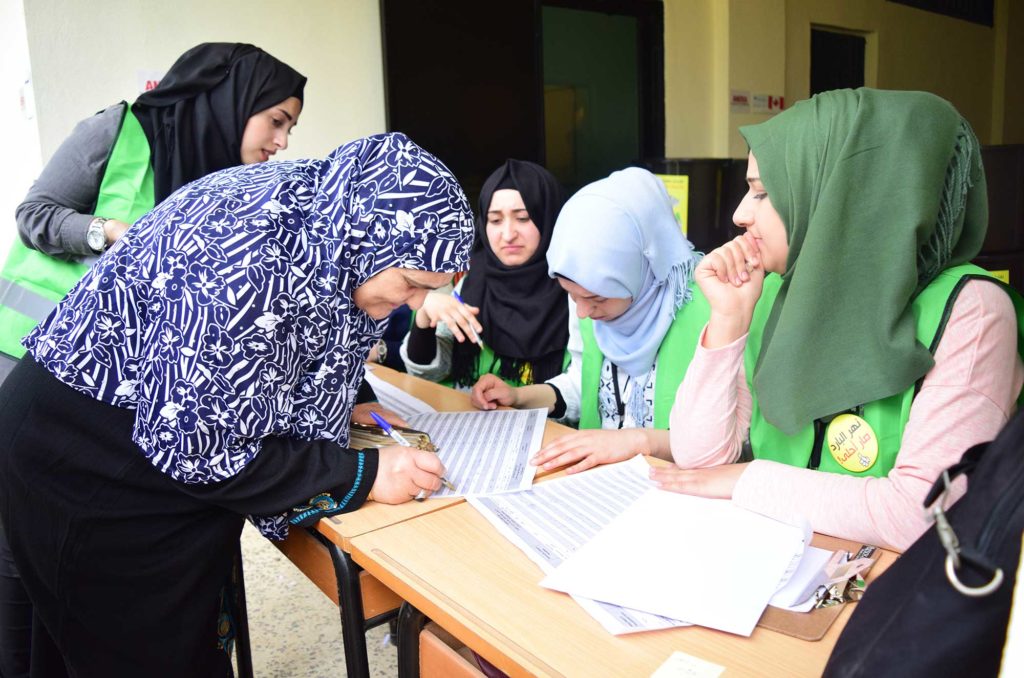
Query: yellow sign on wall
[[655, 174, 689, 235]]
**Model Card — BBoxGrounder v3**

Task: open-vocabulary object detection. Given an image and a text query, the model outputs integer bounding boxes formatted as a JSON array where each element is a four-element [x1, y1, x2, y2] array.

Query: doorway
[[542, 1, 663, 193], [380, 0, 663, 202], [810, 26, 866, 96]]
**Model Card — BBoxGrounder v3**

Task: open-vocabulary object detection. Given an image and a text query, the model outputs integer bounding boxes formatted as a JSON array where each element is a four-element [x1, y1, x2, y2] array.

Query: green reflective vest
[[746, 264, 1024, 477], [443, 339, 571, 389], [0, 103, 154, 359], [578, 281, 711, 429]]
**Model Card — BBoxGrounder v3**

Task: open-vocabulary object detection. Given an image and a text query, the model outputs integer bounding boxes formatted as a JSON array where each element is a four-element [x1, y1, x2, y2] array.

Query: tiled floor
[[239, 523, 398, 677]]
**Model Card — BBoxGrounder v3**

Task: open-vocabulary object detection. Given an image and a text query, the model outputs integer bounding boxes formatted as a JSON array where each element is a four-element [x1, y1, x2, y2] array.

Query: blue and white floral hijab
[[24, 132, 474, 536]]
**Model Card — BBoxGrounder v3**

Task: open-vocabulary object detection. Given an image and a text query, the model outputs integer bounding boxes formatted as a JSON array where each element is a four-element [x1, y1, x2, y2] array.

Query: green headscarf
[[740, 88, 988, 435]]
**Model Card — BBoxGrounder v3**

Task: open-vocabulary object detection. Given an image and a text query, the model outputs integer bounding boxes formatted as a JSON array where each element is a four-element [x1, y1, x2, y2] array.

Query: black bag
[[824, 408, 1024, 677]]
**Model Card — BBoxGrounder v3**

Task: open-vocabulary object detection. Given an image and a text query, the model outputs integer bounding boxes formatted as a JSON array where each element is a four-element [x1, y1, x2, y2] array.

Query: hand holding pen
[[451, 290, 484, 346], [369, 411, 456, 495]]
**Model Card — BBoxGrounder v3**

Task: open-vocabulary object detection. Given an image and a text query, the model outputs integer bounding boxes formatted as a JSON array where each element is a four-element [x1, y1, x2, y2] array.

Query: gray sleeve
[[14, 104, 124, 260]]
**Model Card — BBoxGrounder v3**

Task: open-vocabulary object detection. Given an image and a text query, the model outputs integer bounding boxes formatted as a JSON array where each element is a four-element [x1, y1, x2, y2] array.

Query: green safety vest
[[578, 281, 711, 429], [746, 264, 1024, 477], [0, 103, 154, 359], [443, 339, 571, 389]]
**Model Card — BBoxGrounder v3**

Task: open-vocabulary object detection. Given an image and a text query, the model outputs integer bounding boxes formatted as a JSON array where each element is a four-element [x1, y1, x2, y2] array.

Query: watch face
[[87, 226, 106, 252]]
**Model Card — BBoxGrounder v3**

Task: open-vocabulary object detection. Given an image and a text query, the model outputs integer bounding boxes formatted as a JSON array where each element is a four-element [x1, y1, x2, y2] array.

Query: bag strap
[[922, 441, 986, 508], [921, 440, 1005, 598]]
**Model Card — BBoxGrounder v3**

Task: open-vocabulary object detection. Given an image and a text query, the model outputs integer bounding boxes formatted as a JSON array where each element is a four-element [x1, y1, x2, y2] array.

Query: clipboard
[[757, 601, 847, 641], [755, 535, 880, 641], [348, 422, 436, 452]]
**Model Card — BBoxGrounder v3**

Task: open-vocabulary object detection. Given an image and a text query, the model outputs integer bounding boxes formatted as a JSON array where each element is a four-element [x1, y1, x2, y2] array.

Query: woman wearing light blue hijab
[[473, 167, 709, 472]]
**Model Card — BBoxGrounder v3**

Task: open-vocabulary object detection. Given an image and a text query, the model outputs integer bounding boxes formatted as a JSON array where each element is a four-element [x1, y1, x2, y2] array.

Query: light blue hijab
[[547, 167, 698, 422]]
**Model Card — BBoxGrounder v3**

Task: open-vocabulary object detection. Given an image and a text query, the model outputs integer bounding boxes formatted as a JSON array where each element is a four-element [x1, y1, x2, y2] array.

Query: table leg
[[396, 602, 429, 678], [311, 530, 381, 678]]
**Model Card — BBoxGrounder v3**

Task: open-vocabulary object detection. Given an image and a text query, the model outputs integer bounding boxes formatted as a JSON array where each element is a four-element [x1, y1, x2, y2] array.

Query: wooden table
[[350, 497, 897, 677], [274, 366, 572, 677]]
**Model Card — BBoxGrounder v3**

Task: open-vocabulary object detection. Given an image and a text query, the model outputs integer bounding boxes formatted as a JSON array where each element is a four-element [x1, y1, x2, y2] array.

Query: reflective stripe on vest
[[746, 265, 1024, 477], [578, 281, 710, 430], [0, 104, 154, 359]]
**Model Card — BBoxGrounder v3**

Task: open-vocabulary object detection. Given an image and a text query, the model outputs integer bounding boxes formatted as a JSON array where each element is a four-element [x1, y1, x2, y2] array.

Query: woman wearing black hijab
[[401, 159, 570, 389], [132, 42, 306, 202], [1, 42, 304, 678]]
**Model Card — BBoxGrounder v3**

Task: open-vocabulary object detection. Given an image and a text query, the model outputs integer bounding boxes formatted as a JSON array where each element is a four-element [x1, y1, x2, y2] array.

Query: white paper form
[[768, 545, 832, 611], [363, 368, 436, 419], [650, 652, 724, 678], [407, 408, 546, 497], [541, 489, 806, 637], [468, 457, 689, 635]]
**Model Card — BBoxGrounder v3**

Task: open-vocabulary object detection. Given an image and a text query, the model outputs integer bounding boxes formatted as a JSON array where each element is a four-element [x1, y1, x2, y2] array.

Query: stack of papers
[[471, 457, 819, 637], [539, 488, 806, 636], [469, 457, 686, 634]]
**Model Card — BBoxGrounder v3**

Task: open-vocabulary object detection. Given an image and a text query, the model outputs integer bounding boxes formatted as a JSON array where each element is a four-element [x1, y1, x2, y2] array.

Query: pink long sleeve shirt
[[669, 280, 1023, 552]]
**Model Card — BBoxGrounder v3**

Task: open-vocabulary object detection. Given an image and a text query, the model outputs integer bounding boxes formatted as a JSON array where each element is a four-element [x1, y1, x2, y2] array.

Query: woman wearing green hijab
[[654, 89, 1024, 551]]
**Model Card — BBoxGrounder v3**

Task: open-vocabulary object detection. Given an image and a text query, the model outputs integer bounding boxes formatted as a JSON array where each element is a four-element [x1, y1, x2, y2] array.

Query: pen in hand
[[451, 290, 483, 346], [368, 411, 456, 493]]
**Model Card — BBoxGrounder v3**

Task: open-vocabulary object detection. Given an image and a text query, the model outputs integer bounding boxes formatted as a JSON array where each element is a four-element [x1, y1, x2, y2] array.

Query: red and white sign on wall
[[730, 89, 751, 113], [136, 69, 165, 95], [753, 93, 785, 113]]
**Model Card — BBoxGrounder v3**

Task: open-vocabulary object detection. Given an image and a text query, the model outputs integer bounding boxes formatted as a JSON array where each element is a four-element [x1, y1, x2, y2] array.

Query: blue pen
[[451, 290, 483, 346], [369, 411, 456, 492]]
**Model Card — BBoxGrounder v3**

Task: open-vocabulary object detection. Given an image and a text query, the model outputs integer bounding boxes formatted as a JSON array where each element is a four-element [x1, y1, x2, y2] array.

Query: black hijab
[[132, 43, 307, 202], [451, 160, 569, 387]]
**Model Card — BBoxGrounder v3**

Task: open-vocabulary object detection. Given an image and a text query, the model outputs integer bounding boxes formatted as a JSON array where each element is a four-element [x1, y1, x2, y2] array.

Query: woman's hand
[[696, 233, 766, 347], [103, 218, 131, 245], [414, 291, 482, 344], [531, 428, 650, 474], [352, 402, 409, 428], [470, 374, 518, 410], [369, 445, 446, 503], [649, 463, 749, 499]]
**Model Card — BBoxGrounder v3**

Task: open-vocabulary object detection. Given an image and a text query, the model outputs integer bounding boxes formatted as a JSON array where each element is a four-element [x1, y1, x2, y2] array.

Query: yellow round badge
[[826, 413, 878, 473]]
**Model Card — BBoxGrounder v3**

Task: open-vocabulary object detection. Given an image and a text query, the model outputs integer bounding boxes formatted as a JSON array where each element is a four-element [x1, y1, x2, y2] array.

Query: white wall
[[728, 0, 786, 158], [24, 0, 386, 162], [0, 0, 43, 264], [1, 0, 387, 262], [664, 0, 730, 158]]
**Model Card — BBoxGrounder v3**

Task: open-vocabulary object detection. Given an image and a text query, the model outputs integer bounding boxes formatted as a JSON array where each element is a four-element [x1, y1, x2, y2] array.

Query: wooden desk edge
[[353, 545, 558, 678]]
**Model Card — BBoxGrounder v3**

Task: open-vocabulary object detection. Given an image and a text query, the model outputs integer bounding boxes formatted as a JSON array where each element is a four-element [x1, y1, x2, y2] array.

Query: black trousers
[[0, 357, 234, 677], [0, 352, 31, 677], [0, 523, 30, 678]]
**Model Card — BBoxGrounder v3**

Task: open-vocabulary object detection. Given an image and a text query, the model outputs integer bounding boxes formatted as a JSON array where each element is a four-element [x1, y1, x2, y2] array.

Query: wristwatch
[[375, 339, 388, 364], [86, 217, 110, 254]]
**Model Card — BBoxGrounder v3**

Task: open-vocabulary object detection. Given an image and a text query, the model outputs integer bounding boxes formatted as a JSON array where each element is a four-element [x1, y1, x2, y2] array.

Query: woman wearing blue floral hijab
[[0, 132, 474, 675]]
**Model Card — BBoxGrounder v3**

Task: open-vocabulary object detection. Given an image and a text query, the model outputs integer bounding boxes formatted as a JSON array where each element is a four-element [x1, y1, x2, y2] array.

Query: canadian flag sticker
[[753, 94, 785, 113]]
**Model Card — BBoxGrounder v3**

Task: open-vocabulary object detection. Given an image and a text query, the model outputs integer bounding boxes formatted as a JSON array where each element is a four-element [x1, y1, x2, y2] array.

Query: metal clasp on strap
[[930, 470, 1004, 598]]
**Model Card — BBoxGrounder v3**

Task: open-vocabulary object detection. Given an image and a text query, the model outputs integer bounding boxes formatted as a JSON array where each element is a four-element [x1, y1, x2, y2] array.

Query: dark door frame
[[542, 0, 665, 161], [378, 0, 665, 197]]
